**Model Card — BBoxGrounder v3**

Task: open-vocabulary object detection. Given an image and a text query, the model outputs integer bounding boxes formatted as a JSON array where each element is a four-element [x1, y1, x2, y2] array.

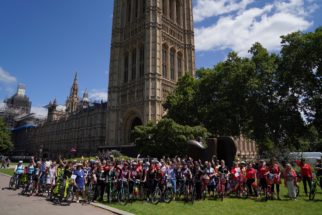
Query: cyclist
[[246, 162, 257, 196], [284, 163, 297, 200], [74, 163, 86, 203], [14, 160, 25, 188], [295, 158, 313, 196], [182, 162, 193, 194], [37, 159, 47, 194], [205, 161, 216, 196], [27, 157, 35, 181], [166, 162, 177, 194], [129, 162, 139, 197], [314, 158, 322, 189], [269, 159, 281, 200], [46, 161, 56, 194], [258, 160, 269, 194]]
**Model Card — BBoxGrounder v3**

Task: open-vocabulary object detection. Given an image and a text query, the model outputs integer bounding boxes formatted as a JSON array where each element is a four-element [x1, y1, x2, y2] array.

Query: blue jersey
[[16, 165, 24, 174], [74, 169, 85, 188], [28, 165, 35, 175]]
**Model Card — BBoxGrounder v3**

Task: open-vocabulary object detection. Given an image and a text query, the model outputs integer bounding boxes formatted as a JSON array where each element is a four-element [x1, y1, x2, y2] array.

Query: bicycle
[[309, 175, 322, 200], [9, 173, 20, 190], [150, 178, 174, 204], [175, 179, 185, 200], [226, 177, 248, 199], [21, 175, 35, 196], [86, 181, 96, 203], [182, 179, 196, 204], [106, 178, 118, 203], [118, 179, 129, 205], [129, 179, 142, 202], [216, 173, 227, 201]]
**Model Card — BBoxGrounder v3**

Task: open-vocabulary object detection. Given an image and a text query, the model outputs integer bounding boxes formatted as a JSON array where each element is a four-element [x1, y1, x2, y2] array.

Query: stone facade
[[31, 102, 106, 158], [106, 0, 195, 146], [6, 1, 257, 160], [9, 75, 107, 158]]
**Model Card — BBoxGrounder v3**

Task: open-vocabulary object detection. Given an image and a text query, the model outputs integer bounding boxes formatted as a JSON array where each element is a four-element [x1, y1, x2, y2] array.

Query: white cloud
[[194, 0, 255, 22], [0, 67, 17, 83], [31, 106, 48, 119], [89, 89, 107, 102], [194, 0, 318, 56]]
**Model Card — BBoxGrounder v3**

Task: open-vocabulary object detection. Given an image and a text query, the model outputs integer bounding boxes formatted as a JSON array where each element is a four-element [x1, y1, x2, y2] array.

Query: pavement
[[0, 174, 117, 215]]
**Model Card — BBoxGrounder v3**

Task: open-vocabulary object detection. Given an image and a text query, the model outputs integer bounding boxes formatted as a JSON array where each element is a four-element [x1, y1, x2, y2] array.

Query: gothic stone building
[[8, 75, 107, 158], [106, 0, 195, 146], [7, 0, 257, 159], [105, 0, 257, 159]]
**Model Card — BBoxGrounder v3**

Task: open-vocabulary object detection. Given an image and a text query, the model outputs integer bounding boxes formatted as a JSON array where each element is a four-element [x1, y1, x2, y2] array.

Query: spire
[[82, 89, 89, 101], [53, 98, 57, 107], [66, 73, 80, 113]]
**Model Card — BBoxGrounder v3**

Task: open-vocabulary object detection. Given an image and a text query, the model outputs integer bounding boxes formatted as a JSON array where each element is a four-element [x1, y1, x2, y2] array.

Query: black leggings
[[271, 183, 280, 193], [302, 176, 312, 195], [246, 179, 257, 196]]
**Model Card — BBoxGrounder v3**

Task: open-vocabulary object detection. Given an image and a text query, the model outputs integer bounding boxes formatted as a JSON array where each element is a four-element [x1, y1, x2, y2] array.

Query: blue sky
[[0, 0, 321, 118]]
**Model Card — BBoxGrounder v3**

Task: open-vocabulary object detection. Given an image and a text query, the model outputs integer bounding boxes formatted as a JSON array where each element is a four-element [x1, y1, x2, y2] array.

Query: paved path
[[0, 174, 116, 215]]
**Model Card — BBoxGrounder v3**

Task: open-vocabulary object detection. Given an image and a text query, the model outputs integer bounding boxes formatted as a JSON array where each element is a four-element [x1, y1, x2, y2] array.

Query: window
[[162, 0, 167, 15], [134, 0, 138, 18], [170, 49, 175, 80], [142, 0, 146, 15], [124, 53, 129, 83], [127, 0, 131, 23], [170, 1, 174, 20], [176, 0, 181, 25], [131, 49, 136, 80], [139, 46, 145, 77], [162, 47, 167, 78], [177, 53, 182, 78]]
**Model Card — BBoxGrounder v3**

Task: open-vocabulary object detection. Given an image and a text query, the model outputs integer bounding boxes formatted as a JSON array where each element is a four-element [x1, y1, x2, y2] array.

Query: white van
[[289, 152, 322, 165]]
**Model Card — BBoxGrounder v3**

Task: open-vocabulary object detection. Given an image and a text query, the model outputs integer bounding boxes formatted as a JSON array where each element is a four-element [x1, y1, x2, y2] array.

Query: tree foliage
[[133, 118, 209, 157], [164, 27, 322, 156], [0, 117, 13, 153]]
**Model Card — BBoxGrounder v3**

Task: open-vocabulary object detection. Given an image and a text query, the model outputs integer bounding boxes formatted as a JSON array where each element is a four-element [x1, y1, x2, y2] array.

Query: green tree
[[133, 118, 209, 157], [0, 117, 13, 153], [164, 27, 322, 155]]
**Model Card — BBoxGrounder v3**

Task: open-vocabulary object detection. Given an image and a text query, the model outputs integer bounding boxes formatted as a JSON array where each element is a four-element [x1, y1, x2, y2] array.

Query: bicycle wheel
[[295, 185, 300, 198], [66, 189, 74, 203], [191, 187, 196, 204], [9, 176, 15, 189], [309, 183, 316, 200], [151, 188, 161, 205], [118, 189, 129, 205], [164, 188, 174, 203], [239, 186, 248, 199]]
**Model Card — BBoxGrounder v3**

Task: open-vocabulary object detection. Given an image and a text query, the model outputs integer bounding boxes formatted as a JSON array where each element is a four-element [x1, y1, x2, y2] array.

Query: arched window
[[124, 52, 129, 83], [176, 0, 181, 25], [177, 52, 183, 78], [169, 1, 174, 20], [162, 45, 168, 79], [127, 0, 132, 23], [134, 0, 138, 19], [142, 0, 146, 15], [131, 49, 136, 80], [170, 48, 175, 80], [162, 0, 167, 16], [139, 46, 145, 78]]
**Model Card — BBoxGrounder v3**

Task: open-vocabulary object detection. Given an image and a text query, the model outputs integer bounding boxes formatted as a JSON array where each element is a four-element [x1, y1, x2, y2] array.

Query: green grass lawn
[[0, 168, 14, 176], [107, 182, 322, 215]]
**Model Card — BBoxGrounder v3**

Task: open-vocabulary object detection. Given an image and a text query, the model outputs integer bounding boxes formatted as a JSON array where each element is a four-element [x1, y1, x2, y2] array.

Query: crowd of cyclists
[[7, 154, 322, 206]]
